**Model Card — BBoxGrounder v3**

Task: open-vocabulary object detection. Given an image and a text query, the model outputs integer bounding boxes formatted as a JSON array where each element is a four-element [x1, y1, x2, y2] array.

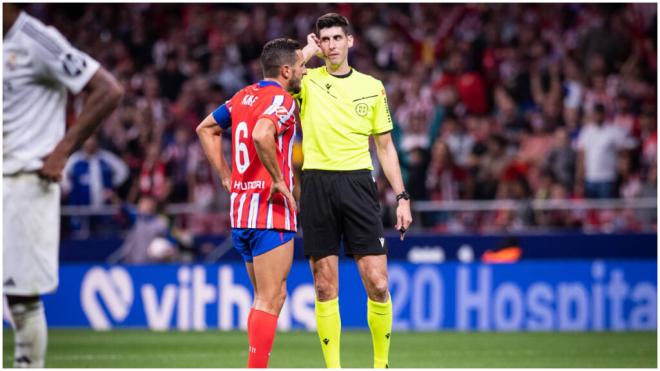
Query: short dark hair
[[260, 38, 301, 78], [315, 13, 352, 36]]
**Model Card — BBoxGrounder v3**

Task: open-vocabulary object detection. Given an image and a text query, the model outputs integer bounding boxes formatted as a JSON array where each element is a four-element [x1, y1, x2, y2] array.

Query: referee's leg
[[355, 254, 392, 368], [309, 256, 341, 368]]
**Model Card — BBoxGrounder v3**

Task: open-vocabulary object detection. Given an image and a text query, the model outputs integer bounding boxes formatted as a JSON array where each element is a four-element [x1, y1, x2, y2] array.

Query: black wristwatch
[[396, 191, 410, 203]]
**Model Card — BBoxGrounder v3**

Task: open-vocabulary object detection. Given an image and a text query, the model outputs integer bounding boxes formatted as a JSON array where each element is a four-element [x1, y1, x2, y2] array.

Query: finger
[[281, 189, 296, 212], [39, 172, 56, 182], [287, 193, 298, 214]]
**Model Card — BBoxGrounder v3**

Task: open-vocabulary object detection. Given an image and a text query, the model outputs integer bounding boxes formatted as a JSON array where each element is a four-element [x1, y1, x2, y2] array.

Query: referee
[[298, 13, 412, 368]]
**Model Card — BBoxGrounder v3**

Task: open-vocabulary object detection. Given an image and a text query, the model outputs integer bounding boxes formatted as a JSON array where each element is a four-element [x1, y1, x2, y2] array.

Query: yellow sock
[[367, 297, 392, 368], [315, 298, 341, 368]]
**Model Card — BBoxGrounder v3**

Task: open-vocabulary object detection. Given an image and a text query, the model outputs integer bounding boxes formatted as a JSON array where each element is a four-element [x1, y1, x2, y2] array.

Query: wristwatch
[[396, 191, 410, 203]]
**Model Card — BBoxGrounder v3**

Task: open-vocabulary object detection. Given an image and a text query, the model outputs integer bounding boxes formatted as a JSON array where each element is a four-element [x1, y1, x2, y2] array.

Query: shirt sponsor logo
[[233, 180, 265, 190], [275, 105, 289, 119]]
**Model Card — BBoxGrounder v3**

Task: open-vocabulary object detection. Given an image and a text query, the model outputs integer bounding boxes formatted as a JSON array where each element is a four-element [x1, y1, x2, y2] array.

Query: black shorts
[[300, 169, 386, 258]]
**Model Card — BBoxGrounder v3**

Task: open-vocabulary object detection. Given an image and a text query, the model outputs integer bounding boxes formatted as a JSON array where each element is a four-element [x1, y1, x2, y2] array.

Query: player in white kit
[[3, 4, 123, 367]]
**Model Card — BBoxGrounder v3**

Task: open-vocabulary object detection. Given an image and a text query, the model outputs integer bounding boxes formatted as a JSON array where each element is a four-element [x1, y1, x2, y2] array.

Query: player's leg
[[309, 255, 342, 368], [233, 229, 256, 333], [355, 254, 392, 369], [301, 171, 343, 368], [6, 295, 48, 368], [252, 238, 293, 314], [247, 230, 295, 368], [4, 174, 60, 368], [245, 262, 256, 334]]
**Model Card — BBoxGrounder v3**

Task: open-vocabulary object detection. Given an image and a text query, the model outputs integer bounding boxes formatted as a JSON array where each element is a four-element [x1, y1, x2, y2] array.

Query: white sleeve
[[60, 152, 81, 194], [100, 150, 129, 186], [575, 127, 588, 151], [613, 127, 637, 150], [29, 23, 100, 94]]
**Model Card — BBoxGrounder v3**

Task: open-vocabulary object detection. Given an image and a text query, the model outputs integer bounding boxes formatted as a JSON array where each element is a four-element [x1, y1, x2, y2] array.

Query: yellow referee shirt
[[296, 67, 393, 171]]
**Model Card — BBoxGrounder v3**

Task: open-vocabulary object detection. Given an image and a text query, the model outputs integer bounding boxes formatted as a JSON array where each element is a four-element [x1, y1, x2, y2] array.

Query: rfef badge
[[355, 103, 368, 117]]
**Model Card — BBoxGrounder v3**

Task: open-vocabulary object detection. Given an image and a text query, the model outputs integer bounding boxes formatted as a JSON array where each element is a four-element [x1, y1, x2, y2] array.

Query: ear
[[281, 64, 291, 80], [347, 34, 354, 48]]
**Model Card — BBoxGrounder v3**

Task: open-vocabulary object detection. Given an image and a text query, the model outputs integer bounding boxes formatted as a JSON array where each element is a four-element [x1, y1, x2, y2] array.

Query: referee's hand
[[269, 180, 298, 214], [395, 199, 412, 240]]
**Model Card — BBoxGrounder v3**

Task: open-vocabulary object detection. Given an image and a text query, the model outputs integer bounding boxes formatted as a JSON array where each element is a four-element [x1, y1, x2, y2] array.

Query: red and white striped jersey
[[212, 80, 298, 231]]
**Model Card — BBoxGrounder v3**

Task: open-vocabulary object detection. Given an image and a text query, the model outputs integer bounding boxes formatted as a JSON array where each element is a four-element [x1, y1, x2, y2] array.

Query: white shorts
[[3, 173, 60, 296]]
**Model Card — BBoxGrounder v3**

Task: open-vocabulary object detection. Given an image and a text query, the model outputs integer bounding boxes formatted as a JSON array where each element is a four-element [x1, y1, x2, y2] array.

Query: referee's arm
[[374, 132, 413, 238]]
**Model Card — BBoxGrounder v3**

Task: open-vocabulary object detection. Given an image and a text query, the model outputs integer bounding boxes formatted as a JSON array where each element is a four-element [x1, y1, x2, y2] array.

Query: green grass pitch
[[2, 329, 656, 368]]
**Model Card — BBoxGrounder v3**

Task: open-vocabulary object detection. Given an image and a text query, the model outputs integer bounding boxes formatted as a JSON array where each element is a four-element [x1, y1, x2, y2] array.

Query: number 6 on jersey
[[235, 121, 250, 174]]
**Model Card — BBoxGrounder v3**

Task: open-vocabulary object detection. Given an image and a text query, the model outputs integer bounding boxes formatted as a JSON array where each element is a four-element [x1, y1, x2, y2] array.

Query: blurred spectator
[[163, 127, 195, 203], [469, 134, 511, 200], [438, 113, 474, 168], [26, 3, 654, 236], [433, 50, 488, 115], [575, 103, 636, 198], [107, 196, 174, 264], [63, 136, 129, 207], [426, 140, 469, 201], [62, 136, 129, 238], [129, 142, 171, 203], [158, 53, 186, 102], [542, 128, 576, 191]]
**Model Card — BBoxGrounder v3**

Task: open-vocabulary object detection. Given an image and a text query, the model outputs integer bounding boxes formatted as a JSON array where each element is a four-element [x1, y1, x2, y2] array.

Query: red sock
[[247, 309, 278, 368], [247, 308, 254, 333]]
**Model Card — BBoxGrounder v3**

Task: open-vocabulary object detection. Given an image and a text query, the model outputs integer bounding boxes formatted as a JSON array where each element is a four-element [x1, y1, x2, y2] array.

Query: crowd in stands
[[29, 3, 656, 241]]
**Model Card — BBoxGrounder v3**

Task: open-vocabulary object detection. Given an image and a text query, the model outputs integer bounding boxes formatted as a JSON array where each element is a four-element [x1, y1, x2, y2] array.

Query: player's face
[[318, 26, 353, 68], [287, 50, 307, 94]]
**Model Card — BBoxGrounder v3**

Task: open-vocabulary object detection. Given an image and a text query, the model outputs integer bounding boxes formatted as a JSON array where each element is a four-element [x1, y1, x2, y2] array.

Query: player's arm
[[39, 68, 123, 182], [253, 118, 297, 213], [374, 132, 413, 239], [196, 112, 231, 192]]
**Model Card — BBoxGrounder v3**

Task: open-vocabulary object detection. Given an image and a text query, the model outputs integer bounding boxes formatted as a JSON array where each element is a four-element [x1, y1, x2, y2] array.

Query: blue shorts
[[231, 228, 296, 263]]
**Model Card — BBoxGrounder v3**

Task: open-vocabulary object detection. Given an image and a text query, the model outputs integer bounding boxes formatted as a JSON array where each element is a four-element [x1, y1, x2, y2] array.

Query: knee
[[314, 280, 338, 301], [256, 288, 287, 313], [367, 276, 389, 302]]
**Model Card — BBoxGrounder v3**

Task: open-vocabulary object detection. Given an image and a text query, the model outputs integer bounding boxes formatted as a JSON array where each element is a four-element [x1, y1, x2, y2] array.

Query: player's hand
[[39, 151, 67, 182], [395, 199, 412, 240], [221, 177, 231, 192], [269, 180, 298, 214]]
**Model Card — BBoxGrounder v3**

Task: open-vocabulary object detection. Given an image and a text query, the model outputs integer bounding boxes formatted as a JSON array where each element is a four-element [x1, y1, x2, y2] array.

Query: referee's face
[[319, 26, 353, 68]]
